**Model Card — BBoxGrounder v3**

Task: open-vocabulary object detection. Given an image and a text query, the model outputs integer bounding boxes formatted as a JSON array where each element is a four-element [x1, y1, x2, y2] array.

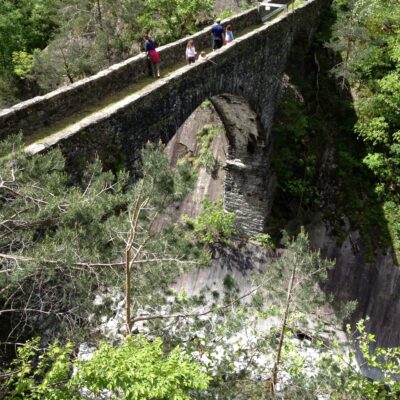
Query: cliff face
[[171, 96, 400, 353], [162, 6, 400, 351], [309, 216, 400, 349]]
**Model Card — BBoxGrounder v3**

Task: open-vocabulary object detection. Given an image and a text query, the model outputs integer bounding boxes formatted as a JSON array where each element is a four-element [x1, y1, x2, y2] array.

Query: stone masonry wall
[[26, 0, 324, 151], [17, 0, 328, 235], [14, 0, 328, 234], [210, 94, 275, 235], [0, 8, 260, 140]]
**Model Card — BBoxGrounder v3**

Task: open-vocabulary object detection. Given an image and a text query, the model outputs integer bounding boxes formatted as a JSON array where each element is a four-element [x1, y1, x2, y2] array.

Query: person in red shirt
[[144, 34, 161, 78]]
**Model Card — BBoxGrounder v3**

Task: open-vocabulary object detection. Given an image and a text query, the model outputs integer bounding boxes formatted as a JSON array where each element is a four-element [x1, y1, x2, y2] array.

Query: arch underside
[[210, 94, 275, 235]]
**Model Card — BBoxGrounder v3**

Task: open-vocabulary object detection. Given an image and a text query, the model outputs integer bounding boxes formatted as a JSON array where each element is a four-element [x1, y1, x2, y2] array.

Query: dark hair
[[144, 34, 150, 40], [226, 25, 232, 31]]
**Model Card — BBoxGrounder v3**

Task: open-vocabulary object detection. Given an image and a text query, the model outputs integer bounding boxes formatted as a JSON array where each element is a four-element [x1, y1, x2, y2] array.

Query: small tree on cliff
[[0, 135, 205, 344], [263, 228, 335, 394]]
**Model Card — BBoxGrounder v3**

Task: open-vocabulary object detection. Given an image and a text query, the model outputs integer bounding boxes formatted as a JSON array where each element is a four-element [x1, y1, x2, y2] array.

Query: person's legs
[[151, 62, 160, 78], [213, 39, 223, 50]]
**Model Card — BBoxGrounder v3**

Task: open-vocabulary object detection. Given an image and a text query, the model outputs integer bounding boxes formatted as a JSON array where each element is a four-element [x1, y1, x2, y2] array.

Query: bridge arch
[[166, 93, 275, 235], [12, 0, 326, 234]]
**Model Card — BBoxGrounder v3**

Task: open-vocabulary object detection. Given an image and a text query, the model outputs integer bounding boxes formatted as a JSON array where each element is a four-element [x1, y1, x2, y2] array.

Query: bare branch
[[131, 279, 269, 325]]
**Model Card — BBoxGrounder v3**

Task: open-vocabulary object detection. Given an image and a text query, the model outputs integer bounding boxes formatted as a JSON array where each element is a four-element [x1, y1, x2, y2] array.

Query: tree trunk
[[341, 38, 352, 90], [96, 0, 103, 29], [270, 257, 297, 395], [125, 249, 132, 335], [59, 47, 74, 84]]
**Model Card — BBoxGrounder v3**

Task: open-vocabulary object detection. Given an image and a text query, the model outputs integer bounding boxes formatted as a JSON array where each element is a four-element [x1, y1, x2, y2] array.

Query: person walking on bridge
[[144, 34, 161, 78], [224, 25, 234, 44], [186, 40, 197, 64], [211, 18, 224, 50]]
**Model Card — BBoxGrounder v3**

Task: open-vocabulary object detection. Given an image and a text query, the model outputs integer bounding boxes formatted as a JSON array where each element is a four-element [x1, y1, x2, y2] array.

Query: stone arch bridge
[[0, 0, 327, 234]]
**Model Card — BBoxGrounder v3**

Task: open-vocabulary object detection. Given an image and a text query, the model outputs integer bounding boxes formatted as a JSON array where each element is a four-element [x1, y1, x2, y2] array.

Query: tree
[[32, 0, 145, 90], [260, 229, 336, 394], [141, 230, 342, 399], [0, 135, 202, 344], [0, 0, 59, 104], [0, 0, 217, 105], [0, 0, 59, 74], [328, 0, 400, 255], [138, 0, 214, 44]]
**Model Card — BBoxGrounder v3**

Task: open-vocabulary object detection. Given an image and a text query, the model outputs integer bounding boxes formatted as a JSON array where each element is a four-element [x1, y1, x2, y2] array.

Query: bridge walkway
[[24, 23, 264, 149]]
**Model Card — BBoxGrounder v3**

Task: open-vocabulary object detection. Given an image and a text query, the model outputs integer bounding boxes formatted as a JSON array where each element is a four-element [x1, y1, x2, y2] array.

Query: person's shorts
[[213, 39, 223, 50], [187, 56, 196, 64], [148, 49, 160, 63]]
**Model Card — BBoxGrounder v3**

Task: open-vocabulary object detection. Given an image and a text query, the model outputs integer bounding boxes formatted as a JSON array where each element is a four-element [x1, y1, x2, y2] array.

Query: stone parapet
[[0, 8, 260, 140]]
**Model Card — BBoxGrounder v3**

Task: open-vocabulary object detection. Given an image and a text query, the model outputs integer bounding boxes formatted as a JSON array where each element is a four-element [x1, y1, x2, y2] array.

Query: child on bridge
[[225, 25, 234, 44], [198, 51, 208, 61], [186, 40, 197, 64]]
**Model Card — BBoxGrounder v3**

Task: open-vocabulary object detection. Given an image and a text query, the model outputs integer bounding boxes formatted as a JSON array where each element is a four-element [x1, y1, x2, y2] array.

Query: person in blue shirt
[[211, 18, 224, 50]]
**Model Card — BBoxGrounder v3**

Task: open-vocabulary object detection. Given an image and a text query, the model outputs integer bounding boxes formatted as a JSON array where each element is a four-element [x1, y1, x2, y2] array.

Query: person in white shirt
[[225, 25, 234, 44], [186, 40, 197, 64]]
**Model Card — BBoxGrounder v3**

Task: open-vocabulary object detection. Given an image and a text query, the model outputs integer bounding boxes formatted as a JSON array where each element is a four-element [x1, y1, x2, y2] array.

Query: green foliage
[[194, 124, 221, 173], [0, 136, 202, 343], [345, 320, 400, 398], [4, 336, 210, 399], [138, 0, 214, 45], [0, 0, 58, 73], [328, 0, 400, 256], [184, 200, 237, 245], [73, 335, 210, 399], [384, 201, 400, 260], [271, 5, 398, 259], [218, 9, 235, 20], [12, 50, 38, 79], [239, 1, 253, 11], [265, 229, 335, 325], [222, 273, 238, 293], [0, 0, 216, 105], [0, 0, 59, 102], [271, 89, 321, 218], [300, 319, 400, 400], [5, 338, 76, 400], [252, 233, 275, 249], [31, 0, 147, 91], [200, 99, 211, 109]]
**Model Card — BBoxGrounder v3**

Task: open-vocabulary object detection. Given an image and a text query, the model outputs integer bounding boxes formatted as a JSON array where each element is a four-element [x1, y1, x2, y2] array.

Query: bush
[[4, 335, 210, 400], [184, 200, 237, 245]]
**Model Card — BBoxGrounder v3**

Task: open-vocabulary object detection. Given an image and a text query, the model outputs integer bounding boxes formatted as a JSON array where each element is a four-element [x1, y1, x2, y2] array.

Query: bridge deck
[[24, 23, 262, 151]]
